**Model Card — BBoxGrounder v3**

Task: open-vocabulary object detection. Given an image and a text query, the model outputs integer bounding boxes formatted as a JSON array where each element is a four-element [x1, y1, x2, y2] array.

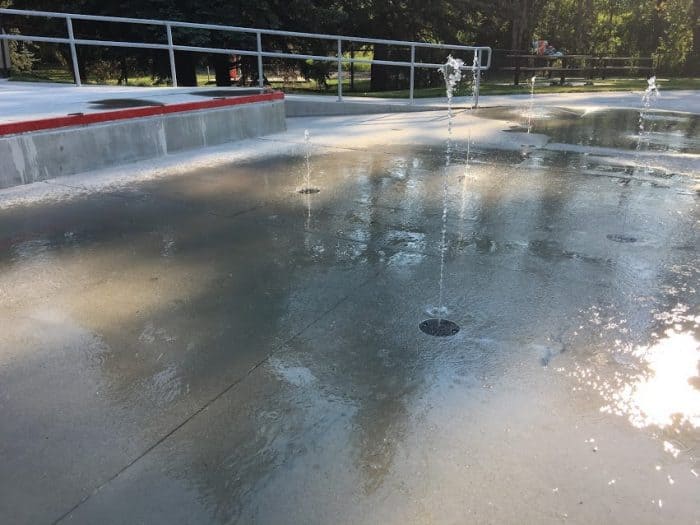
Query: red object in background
[[229, 55, 240, 81]]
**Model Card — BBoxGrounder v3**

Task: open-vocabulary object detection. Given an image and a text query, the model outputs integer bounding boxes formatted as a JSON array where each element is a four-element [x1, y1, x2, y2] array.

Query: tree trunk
[[687, 0, 700, 76], [370, 44, 389, 91], [0, 34, 9, 77], [584, 0, 593, 53], [175, 51, 197, 87], [650, 0, 665, 58], [511, 16, 528, 51], [212, 55, 231, 86], [510, 0, 532, 51], [119, 56, 128, 85], [576, 0, 584, 52]]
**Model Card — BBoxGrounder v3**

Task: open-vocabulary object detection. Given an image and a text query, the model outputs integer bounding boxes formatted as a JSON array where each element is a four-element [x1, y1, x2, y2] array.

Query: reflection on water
[[11, 238, 53, 263], [478, 106, 700, 154]]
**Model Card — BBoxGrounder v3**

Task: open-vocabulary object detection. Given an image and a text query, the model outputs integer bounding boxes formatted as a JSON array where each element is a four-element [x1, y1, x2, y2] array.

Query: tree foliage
[[2, 0, 697, 83]]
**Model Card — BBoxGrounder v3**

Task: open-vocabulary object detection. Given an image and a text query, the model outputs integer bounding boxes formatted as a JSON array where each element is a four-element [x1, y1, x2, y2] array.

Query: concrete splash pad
[[0, 98, 699, 524]]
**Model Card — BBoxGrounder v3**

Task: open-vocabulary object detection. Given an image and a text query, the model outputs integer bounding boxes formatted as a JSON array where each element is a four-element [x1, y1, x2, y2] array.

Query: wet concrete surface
[[0, 107, 699, 524], [477, 106, 700, 154]]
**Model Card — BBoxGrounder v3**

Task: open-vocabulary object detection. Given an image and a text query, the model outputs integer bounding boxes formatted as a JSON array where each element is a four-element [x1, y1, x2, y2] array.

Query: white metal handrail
[[0, 8, 492, 106]]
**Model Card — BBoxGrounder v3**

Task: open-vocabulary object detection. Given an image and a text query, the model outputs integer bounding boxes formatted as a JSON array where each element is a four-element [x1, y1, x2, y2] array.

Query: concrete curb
[[0, 92, 283, 136], [0, 98, 286, 189]]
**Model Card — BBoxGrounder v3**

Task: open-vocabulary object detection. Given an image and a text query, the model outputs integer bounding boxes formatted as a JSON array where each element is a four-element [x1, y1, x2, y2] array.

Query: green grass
[[8, 67, 206, 87], [9, 67, 700, 98], [274, 76, 700, 98], [9, 67, 75, 84]]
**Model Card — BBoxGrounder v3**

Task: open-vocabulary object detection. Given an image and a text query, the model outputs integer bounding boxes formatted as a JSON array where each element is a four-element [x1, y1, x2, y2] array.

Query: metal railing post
[[65, 17, 81, 86], [337, 38, 342, 102], [409, 44, 415, 104], [166, 24, 177, 87], [256, 31, 264, 87], [473, 49, 481, 108]]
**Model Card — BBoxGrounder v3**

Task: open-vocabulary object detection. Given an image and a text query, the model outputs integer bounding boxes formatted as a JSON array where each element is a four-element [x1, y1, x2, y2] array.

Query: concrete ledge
[[285, 95, 453, 117], [0, 98, 286, 189]]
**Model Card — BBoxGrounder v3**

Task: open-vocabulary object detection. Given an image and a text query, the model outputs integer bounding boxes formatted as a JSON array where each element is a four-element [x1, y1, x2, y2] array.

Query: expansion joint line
[[52, 267, 384, 524]]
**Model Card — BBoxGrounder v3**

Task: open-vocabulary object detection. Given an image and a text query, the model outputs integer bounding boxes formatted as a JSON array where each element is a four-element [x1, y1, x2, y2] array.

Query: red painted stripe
[[0, 91, 284, 137]]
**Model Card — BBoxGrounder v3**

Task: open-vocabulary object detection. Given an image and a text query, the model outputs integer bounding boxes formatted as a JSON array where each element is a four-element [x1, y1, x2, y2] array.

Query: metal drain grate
[[419, 318, 460, 337]]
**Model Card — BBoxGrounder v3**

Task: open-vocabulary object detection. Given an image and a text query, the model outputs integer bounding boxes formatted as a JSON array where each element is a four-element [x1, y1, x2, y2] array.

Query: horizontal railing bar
[[75, 38, 167, 50], [0, 33, 170, 50], [173, 44, 487, 68], [0, 33, 490, 69], [0, 33, 73, 45], [0, 8, 490, 53], [0, 8, 169, 26]]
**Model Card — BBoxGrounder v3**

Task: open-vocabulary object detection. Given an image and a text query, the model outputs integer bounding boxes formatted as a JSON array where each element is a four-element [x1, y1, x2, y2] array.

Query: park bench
[[503, 54, 653, 85]]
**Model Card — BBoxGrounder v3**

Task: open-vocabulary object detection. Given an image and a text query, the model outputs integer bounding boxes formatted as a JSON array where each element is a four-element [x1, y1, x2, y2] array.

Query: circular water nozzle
[[419, 318, 460, 337]]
